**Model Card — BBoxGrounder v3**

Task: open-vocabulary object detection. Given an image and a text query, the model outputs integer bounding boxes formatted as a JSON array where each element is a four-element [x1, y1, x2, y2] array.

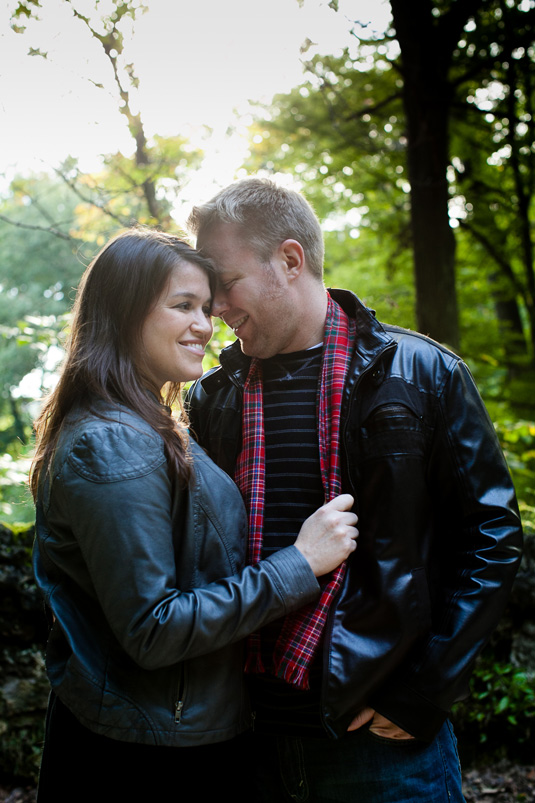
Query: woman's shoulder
[[60, 403, 167, 483]]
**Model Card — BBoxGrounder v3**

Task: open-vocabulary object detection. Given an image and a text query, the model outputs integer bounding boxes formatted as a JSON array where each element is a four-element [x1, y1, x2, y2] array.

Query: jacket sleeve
[[372, 359, 523, 739], [43, 421, 319, 671]]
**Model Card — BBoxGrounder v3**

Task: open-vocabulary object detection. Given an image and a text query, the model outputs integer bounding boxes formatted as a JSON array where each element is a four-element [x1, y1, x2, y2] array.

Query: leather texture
[[186, 289, 523, 741], [33, 401, 319, 746]]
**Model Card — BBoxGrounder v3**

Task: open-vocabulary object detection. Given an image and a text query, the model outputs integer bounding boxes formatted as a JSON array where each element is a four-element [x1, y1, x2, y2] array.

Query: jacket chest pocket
[[359, 403, 428, 461]]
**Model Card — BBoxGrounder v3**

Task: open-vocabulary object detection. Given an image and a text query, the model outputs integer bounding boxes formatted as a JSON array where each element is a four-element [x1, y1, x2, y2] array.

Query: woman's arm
[[39, 419, 355, 670]]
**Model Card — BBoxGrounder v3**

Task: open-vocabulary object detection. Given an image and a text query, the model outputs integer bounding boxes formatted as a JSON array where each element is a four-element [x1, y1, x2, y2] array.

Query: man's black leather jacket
[[187, 289, 523, 741]]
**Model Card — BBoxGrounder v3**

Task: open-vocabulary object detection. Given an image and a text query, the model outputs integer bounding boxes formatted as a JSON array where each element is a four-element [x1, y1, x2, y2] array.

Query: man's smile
[[229, 314, 249, 333]]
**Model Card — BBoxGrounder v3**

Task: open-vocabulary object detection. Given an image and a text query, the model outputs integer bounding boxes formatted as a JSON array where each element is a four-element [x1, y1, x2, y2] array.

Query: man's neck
[[277, 285, 328, 354]]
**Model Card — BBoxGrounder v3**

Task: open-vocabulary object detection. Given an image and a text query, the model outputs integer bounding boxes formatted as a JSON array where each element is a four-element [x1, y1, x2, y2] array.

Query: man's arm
[[369, 359, 523, 739]]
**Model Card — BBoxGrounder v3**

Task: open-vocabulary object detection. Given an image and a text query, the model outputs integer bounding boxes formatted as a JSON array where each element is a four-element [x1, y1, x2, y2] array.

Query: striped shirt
[[251, 344, 327, 735]]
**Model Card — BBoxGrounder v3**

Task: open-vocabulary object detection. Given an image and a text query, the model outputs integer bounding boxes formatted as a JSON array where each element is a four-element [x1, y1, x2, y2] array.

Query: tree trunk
[[406, 95, 459, 348], [390, 0, 465, 349]]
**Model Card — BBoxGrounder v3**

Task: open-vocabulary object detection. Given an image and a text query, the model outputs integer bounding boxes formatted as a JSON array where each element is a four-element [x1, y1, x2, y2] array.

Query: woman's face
[[139, 260, 213, 390]]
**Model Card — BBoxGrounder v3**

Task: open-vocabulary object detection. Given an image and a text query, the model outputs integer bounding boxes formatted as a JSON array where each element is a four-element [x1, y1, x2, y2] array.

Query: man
[[186, 177, 522, 803]]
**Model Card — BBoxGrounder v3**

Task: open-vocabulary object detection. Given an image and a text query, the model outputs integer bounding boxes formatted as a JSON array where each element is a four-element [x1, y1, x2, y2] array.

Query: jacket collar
[[201, 288, 396, 394]]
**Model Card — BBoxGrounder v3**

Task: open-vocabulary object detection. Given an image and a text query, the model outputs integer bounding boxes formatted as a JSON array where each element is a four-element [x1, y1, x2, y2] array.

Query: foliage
[[66, 133, 204, 237], [244, 0, 535, 363], [0, 449, 34, 525], [9, 0, 206, 233], [244, 47, 409, 271], [493, 418, 535, 515], [1, 0, 208, 521], [453, 656, 535, 763], [451, 0, 535, 363], [203, 318, 236, 369], [0, 174, 83, 518]]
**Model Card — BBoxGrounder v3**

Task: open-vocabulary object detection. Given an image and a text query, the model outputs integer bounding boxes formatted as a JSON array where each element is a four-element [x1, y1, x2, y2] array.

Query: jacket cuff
[[265, 546, 320, 611], [371, 681, 449, 741]]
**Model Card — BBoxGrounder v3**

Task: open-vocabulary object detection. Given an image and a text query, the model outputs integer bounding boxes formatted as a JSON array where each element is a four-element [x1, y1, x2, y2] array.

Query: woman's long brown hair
[[29, 228, 215, 500]]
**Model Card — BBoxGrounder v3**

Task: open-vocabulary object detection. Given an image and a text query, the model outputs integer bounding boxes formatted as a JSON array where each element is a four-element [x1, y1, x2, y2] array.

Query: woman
[[30, 228, 357, 801]]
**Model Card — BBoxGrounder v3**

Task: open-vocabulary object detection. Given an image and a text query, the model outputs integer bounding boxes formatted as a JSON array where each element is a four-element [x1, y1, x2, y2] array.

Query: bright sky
[[0, 0, 391, 203], [1, 0, 391, 404]]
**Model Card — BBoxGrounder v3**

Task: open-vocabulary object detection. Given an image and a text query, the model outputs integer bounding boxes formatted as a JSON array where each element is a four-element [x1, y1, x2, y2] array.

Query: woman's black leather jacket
[[33, 402, 319, 747], [186, 289, 523, 741]]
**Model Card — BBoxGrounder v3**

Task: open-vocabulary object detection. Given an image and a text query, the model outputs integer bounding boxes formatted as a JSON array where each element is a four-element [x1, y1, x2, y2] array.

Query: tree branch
[[345, 90, 403, 121], [0, 215, 74, 243], [459, 219, 526, 302], [53, 167, 133, 227]]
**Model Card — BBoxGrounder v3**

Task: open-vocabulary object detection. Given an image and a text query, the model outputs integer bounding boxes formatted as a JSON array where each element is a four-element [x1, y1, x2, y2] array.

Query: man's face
[[199, 223, 301, 359]]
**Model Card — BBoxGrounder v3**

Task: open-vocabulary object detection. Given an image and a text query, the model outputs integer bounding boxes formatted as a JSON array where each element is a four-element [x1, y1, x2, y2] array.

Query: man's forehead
[[199, 222, 248, 256], [202, 247, 236, 276], [214, 266, 234, 279]]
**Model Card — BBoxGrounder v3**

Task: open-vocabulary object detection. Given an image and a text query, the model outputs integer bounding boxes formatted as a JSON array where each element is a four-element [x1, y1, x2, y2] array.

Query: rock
[[0, 524, 48, 784]]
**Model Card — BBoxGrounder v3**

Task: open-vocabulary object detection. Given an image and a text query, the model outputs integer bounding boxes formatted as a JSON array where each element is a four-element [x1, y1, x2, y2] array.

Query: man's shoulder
[[331, 287, 461, 359], [382, 323, 461, 364], [187, 367, 232, 410], [330, 287, 463, 384], [187, 340, 250, 405], [374, 323, 466, 401]]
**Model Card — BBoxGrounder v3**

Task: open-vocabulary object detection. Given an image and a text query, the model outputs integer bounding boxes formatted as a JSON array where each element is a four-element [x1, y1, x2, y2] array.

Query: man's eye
[[203, 306, 212, 317]]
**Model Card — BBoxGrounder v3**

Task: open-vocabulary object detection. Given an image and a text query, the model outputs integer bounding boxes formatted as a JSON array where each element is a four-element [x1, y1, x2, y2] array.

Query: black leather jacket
[[33, 402, 319, 747], [187, 289, 523, 741]]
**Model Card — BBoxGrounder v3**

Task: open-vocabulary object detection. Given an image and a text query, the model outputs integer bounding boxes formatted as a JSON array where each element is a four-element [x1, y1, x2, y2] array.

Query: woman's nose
[[191, 310, 213, 337]]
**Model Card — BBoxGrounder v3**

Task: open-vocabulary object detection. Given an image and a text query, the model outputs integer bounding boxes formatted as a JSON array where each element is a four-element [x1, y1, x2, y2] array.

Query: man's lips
[[228, 315, 249, 333]]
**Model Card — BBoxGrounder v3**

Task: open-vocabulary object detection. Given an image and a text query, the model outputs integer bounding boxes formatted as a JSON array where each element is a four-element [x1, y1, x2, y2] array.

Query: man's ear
[[278, 239, 305, 280]]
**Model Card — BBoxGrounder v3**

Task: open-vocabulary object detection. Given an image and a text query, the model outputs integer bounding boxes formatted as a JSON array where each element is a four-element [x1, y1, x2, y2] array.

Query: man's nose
[[212, 289, 230, 318]]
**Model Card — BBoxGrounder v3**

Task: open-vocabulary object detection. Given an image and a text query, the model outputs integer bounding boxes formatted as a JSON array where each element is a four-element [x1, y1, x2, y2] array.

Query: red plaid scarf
[[234, 294, 356, 690]]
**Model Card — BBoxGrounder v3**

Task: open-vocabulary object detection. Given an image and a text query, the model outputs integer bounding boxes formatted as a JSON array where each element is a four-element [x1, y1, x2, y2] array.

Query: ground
[[462, 761, 535, 803], [1, 761, 534, 802]]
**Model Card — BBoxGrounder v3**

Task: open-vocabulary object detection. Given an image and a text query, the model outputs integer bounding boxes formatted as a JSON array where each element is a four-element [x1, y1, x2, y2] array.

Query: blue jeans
[[251, 721, 465, 802]]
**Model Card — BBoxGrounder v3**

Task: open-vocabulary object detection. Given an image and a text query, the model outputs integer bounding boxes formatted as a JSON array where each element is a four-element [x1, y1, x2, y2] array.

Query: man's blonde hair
[[187, 177, 324, 279]]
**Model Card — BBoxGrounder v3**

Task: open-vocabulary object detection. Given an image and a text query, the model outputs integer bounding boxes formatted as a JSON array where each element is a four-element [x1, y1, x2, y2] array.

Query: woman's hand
[[295, 494, 358, 577]]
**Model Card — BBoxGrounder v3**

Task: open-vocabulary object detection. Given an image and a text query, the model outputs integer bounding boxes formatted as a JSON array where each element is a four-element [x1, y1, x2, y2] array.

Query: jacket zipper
[[174, 669, 185, 724], [320, 341, 397, 735]]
